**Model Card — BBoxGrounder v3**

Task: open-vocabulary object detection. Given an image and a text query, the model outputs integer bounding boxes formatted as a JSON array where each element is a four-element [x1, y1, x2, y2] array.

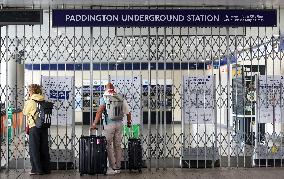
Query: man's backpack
[[33, 100, 54, 128], [104, 94, 124, 121]]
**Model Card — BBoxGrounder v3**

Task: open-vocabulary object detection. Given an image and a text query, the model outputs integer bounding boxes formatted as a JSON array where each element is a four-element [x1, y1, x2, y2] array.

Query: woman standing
[[23, 84, 50, 175]]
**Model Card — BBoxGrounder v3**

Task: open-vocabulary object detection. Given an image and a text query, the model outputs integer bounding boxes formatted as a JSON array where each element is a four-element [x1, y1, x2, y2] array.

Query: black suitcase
[[128, 138, 143, 172], [79, 129, 107, 175]]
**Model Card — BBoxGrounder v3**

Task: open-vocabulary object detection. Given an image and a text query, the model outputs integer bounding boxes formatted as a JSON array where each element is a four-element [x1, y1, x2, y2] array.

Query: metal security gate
[[1, 5, 284, 171]]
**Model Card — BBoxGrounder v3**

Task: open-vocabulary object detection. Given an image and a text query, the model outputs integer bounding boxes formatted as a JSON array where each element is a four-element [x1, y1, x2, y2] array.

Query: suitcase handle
[[89, 127, 98, 136], [129, 126, 134, 138]]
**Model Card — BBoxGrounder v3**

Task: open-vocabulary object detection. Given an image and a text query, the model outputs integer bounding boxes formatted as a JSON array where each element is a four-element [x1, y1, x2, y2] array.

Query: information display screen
[[0, 10, 42, 25]]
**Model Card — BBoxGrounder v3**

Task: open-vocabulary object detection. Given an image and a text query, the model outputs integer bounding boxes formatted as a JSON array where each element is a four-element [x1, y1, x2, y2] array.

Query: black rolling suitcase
[[128, 128, 143, 172], [79, 128, 107, 176]]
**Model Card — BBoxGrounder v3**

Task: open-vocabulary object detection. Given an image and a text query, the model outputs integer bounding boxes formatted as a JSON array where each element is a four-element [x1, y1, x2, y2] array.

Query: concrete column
[[7, 52, 24, 110]]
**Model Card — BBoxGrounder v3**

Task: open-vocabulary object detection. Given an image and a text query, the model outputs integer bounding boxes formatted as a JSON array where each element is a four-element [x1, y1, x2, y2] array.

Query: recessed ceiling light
[[118, 57, 123, 60], [126, 44, 131, 47], [117, 60, 121, 63]]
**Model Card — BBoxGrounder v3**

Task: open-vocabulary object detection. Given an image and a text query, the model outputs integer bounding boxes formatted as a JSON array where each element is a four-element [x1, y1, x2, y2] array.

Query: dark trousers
[[29, 127, 50, 173]]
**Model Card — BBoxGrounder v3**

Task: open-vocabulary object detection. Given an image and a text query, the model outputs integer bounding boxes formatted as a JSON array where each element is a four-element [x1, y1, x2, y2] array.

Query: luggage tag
[[96, 130, 101, 144]]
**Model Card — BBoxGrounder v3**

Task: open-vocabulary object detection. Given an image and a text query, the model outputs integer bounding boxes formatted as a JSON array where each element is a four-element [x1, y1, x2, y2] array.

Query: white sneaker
[[106, 168, 116, 175], [114, 169, 121, 174]]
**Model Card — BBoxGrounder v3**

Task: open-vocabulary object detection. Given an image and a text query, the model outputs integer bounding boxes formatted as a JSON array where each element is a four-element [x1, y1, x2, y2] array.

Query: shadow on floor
[[2, 168, 284, 179]]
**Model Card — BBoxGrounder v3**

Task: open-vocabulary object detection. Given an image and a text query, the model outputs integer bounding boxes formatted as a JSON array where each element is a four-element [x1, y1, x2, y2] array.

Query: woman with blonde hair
[[23, 84, 50, 175]]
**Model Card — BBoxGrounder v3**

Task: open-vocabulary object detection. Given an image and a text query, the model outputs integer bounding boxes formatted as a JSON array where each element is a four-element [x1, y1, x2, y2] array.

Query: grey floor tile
[[1, 168, 284, 179]]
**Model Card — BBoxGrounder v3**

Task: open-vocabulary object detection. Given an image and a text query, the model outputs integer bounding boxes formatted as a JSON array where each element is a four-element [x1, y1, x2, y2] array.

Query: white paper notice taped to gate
[[41, 76, 74, 126], [183, 76, 214, 124], [258, 75, 283, 123], [110, 76, 141, 125]]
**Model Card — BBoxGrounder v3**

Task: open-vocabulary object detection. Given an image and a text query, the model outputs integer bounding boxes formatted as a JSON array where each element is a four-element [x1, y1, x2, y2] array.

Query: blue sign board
[[52, 9, 276, 27], [50, 90, 71, 100]]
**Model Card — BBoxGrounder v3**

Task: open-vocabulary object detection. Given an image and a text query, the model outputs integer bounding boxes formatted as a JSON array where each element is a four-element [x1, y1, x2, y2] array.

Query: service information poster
[[183, 75, 214, 124], [258, 75, 283, 123], [41, 76, 74, 126]]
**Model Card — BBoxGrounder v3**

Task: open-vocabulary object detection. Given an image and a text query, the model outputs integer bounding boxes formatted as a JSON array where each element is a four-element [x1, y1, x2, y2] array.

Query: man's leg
[[113, 122, 122, 169], [102, 124, 116, 169]]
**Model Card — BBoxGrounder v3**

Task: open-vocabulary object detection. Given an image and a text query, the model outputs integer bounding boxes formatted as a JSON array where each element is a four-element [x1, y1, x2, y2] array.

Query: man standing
[[91, 83, 131, 174]]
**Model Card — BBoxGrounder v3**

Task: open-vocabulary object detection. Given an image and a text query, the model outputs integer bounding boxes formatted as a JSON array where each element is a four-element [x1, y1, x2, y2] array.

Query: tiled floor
[[2, 124, 283, 169], [1, 168, 284, 179]]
